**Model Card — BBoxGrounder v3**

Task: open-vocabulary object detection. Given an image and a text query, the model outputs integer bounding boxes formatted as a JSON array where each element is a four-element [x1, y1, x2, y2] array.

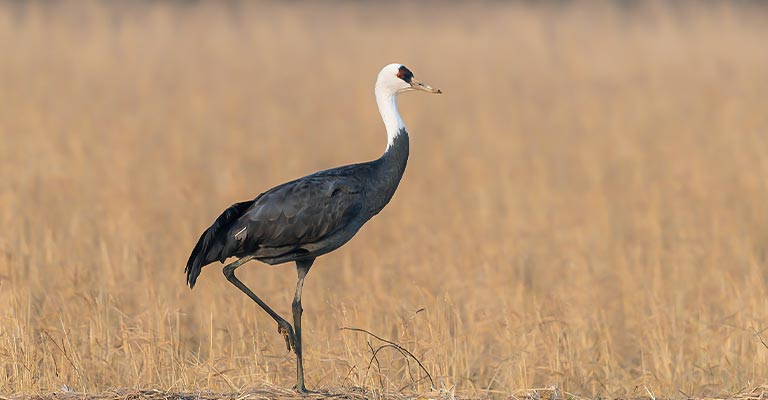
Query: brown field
[[2, 1, 768, 398]]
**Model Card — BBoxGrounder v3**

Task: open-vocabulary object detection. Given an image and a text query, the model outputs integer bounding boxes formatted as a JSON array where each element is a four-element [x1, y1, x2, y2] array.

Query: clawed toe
[[277, 322, 296, 352], [293, 383, 317, 395]]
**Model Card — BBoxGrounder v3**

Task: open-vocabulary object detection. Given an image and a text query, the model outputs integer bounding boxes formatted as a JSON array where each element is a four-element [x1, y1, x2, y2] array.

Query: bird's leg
[[292, 258, 315, 393], [222, 255, 296, 352]]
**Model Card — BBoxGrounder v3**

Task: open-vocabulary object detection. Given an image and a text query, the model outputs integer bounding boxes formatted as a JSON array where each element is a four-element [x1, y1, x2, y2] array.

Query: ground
[[1, 1, 768, 398]]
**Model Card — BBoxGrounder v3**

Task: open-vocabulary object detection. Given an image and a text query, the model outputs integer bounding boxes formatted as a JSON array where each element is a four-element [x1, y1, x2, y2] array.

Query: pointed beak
[[410, 78, 442, 94]]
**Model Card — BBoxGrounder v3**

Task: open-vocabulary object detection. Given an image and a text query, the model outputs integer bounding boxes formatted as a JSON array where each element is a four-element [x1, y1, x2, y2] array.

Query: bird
[[185, 63, 441, 393]]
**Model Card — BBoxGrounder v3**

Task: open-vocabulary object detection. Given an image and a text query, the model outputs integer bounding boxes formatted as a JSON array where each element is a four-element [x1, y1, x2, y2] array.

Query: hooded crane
[[185, 63, 441, 393]]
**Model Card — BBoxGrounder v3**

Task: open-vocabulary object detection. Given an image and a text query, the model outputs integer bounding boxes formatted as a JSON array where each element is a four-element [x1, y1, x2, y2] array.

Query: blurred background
[[1, 1, 768, 397]]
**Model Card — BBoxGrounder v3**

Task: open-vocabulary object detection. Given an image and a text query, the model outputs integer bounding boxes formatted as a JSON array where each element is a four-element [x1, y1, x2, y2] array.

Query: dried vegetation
[[1, 1, 768, 399]]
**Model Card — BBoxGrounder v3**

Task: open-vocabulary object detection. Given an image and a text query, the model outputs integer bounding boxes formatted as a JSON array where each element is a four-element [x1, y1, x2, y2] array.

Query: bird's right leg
[[291, 258, 314, 393], [222, 255, 296, 352]]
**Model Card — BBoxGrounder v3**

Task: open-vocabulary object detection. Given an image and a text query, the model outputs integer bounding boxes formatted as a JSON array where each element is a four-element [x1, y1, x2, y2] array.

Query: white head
[[375, 63, 442, 98], [374, 63, 441, 149]]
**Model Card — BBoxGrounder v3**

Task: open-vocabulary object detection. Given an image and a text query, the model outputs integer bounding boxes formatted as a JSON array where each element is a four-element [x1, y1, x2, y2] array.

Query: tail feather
[[186, 200, 254, 288]]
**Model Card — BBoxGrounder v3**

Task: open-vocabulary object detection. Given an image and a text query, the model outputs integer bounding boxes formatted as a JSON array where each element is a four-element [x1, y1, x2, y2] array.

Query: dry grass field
[[2, 1, 768, 398]]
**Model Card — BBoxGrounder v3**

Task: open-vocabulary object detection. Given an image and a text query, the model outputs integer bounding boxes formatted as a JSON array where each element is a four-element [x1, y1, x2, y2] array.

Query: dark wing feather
[[221, 172, 365, 258], [185, 200, 254, 288]]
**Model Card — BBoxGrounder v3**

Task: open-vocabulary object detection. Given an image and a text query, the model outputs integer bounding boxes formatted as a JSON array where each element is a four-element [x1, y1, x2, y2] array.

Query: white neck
[[375, 88, 405, 150]]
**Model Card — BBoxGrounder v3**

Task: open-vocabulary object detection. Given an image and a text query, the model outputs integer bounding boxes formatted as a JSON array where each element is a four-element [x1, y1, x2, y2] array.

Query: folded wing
[[223, 174, 365, 257]]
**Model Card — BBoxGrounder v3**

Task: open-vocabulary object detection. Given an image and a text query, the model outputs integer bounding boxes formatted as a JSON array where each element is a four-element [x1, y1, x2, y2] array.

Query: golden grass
[[2, 1, 768, 398]]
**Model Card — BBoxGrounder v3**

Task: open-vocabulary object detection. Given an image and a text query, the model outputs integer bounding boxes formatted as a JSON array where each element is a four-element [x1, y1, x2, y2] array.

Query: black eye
[[396, 66, 413, 83]]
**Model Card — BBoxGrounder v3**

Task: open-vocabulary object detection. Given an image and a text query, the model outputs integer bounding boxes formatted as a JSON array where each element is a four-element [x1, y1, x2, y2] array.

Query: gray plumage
[[184, 63, 440, 393], [185, 131, 408, 287]]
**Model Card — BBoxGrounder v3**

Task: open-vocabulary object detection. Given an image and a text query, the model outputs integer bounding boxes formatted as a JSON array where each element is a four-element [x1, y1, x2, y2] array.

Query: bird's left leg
[[292, 258, 314, 393], [222, 255, 296, 352]]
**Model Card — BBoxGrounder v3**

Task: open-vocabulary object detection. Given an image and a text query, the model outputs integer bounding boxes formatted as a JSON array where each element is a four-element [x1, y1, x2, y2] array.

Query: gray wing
[[225, 174, 364, 255]]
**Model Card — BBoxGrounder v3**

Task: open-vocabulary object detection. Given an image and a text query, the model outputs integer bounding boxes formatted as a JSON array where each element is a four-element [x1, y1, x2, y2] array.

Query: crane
[[185, 63, 441, 392]]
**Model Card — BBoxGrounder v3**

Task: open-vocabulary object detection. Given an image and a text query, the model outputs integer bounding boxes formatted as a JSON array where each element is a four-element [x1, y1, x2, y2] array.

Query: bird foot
[[277, 322, 296, 352], [293, 383, 317, 395]]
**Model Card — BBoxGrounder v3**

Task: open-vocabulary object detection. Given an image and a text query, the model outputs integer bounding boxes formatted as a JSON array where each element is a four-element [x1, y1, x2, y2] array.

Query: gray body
[[185, 130, 408, 287], [184, 62, 439, 393]]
